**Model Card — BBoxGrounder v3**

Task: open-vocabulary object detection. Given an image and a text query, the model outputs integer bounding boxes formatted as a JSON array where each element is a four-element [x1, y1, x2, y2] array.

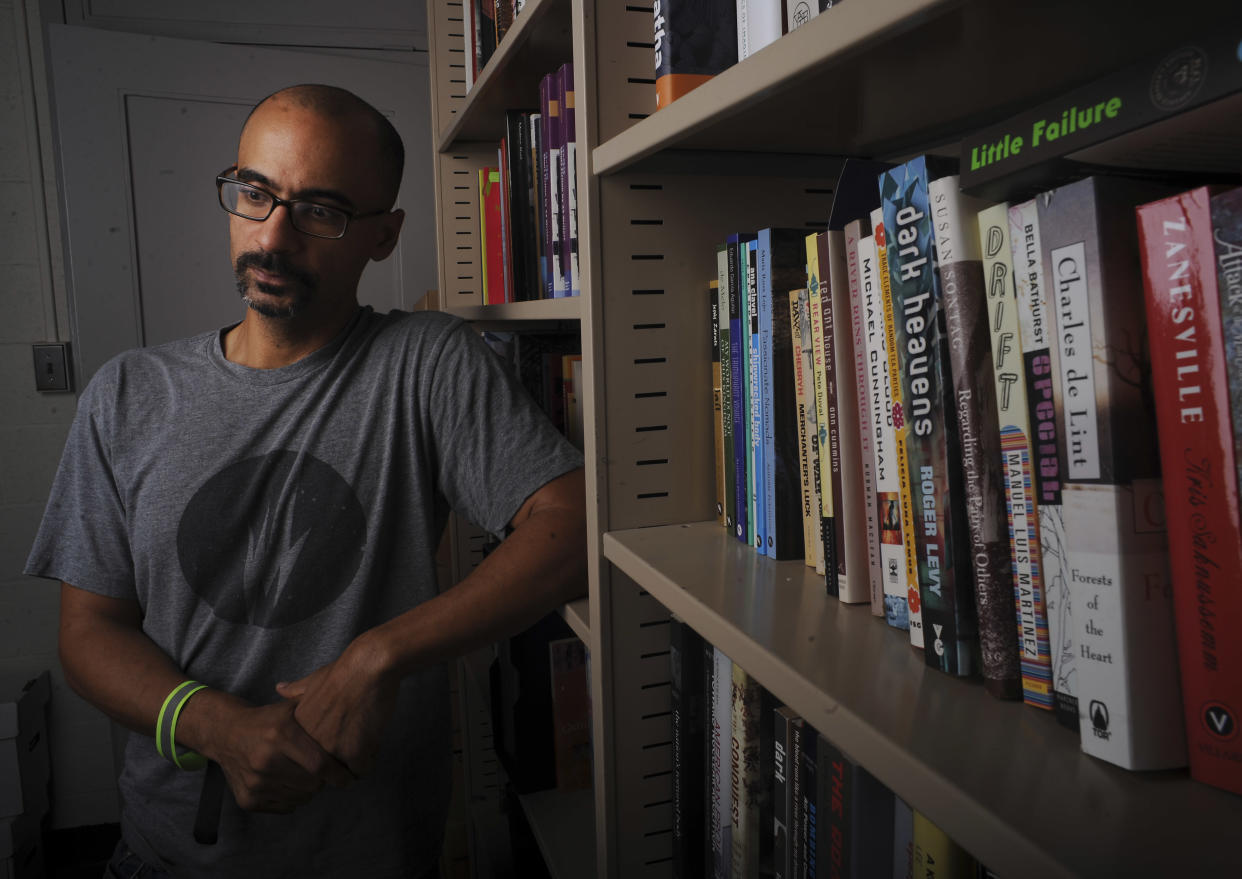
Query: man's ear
[[370, 208, 405, 261]]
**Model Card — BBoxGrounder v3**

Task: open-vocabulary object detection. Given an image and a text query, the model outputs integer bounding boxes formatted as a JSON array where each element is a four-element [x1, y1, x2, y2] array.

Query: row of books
[[653, 0, 840, 110], [462, 0, 525, 92], [670, 617, 991, 879], [482, 331, 584, 450], [707, 157, 1242, 797], [477, 64, 580, 304]]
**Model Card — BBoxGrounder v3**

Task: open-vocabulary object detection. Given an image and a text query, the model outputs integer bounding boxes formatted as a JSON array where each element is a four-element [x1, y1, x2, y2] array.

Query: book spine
[[729, 663, 762, 879], [1009, 199, 1077, 726], [1216, 187, 1242, 523], [819, 735, 850, 879], [718, 246, 737, 534], [703, 637, 716, 872], [868, 208, 911, 630], [538, 77, 555, 298], [774, 706, 794, 879], [729, 236, 750, 543], [496, 142, 514, 304], [912, 811, 976, 879], [929, 176, 1022, 700], [559, 62, 578, 297], [892, 798, 914, 879], [796, 289, 826, 573], [759, 231, 777, 558], [671, 617, 706, 879], [548, 67, 565, 298], [763, 229, 811, 561], [877, 209, 925, 648], [800, 727, 818, 879], [747, 240, 766, 554], [789, 716, 805, 879], [712, 283, 726, 529], [1043, 176, 1184, 770], [653, 0, 738, 109], [847, 223, 885, 616], [850, 764, 895, 879], [979, 202, 1055, 708], [825, 230, 869, 603], [463, 0, 478, 92], [493, 0, 513, 44], [738, 0, 784, 59], [711, 647, 733, 879], [808, 233, 839, 588], [794, 291, 824, 571], [879, 156, 978, 676], [1139, 187, 1242, 794]]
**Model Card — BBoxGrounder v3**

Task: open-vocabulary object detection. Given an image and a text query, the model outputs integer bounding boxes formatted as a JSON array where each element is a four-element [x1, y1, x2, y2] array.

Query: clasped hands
[[208, 636, 397, 814]]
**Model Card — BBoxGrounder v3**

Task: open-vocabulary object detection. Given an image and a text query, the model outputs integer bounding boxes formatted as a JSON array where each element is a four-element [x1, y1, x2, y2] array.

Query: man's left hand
[[275, 635, 398, 777]]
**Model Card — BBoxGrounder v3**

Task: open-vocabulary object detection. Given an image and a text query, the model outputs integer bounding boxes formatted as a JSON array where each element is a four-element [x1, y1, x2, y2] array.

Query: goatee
[[234, 251, 318, 319]]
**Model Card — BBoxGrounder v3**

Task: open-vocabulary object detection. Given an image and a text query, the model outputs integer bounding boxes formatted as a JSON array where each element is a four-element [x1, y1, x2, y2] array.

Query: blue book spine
[[758, 229, 777, 558], [746, 239, 766, 554], [728, 235, 750, 543]]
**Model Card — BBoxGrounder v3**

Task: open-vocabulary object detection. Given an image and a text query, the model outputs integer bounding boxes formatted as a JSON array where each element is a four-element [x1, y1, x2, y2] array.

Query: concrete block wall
[[0, 0, 120, 828]]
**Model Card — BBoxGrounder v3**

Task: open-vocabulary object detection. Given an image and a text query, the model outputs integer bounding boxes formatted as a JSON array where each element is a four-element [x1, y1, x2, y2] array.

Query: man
[[25, 84, 587, 877]]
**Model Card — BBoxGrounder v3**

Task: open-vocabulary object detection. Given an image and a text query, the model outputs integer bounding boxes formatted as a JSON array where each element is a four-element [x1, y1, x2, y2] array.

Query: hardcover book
[[758, 228, 811, 560], [846, 221, 884, 616], [653, 0, 738, 109], [557, 62, 579, 298], [1138, 186, 1242, 794], [1009, 198, 1077, 726], [538, 74, 559, 298], [479, 167, 504, 305], [1041, 176, 1185, 770], [711, 282, 726, 529], [799, 727, 819, 879], [746, 239, 766, 554], [710, 646, 733, 878], [807, 233, 839, 587], [773, 705, 799, 879], [928, 176, 1022, 700], [504, 110, 540, 301], [820, 230, 871, 604], [729, 234, 755, 544], [878, 155, 979, 677], [718, 245, 737, 533], [867, 208, 911, 631], [1216, 187, 1242, 510], [977, 201, 1054, 709], [670, 617, 706, 877], [729, 664, 774, 879]]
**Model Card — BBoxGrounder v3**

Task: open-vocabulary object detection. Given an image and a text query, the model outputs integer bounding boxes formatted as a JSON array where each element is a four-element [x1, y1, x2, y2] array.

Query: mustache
[[234, 251, 317, 290]]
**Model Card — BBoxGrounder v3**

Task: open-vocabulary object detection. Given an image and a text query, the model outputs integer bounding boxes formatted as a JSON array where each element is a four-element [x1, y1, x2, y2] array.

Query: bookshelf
[[427, 0, 1242, 876]]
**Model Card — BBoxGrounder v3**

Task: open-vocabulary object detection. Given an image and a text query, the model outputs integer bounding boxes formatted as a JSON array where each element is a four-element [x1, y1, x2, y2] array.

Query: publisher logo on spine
[[1149, 46, 1207, 112], [1089, 699, 1111, 741], [1202, 702, 1238, 741]]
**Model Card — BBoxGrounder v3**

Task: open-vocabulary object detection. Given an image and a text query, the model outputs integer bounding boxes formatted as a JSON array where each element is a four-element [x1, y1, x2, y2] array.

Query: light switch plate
[[32, 343, 71, 392]]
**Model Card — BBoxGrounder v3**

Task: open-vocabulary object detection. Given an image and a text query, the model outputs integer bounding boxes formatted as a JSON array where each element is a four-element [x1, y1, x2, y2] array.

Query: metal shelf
[[560, 596, 590, 643], [518, 788, 596, 879], [445, 297, 581, 322], [603, 521, 1242, 879]]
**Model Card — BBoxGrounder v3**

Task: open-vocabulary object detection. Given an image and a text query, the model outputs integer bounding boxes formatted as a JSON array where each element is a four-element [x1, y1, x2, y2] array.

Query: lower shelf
[[517, 787, 596, 879], [603, 520, 1242, 879]]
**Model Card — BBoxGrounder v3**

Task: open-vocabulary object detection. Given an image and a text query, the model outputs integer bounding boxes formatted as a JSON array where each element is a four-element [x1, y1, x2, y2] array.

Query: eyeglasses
[[215, 167, 387, 239]]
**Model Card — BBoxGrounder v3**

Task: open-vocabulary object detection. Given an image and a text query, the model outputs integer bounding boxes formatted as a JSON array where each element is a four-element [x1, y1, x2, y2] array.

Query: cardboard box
[[0, 811, 44, 879], [0, 672, 51, 821]]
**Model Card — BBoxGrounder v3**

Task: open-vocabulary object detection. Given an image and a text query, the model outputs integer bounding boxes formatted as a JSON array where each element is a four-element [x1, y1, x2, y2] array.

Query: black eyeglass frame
[[215, 166, 389, 240]]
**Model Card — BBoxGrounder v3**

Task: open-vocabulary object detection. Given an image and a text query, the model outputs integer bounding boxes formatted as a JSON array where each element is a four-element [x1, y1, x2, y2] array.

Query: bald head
[[244, 84, 405, 207]]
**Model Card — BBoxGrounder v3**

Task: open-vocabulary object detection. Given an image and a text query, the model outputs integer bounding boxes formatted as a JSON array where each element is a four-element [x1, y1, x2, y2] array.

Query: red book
[[479, 167, 504, 305], [1137, 186, 1242, 796], [497, 140, 515, 303]]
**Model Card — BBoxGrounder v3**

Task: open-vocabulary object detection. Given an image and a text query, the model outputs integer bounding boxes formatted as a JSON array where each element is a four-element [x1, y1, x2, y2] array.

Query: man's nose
[[252, 203, 302, 252]]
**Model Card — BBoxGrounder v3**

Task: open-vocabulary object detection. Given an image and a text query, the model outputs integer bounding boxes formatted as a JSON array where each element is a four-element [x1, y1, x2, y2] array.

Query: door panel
[[50, 23, 434, 386]]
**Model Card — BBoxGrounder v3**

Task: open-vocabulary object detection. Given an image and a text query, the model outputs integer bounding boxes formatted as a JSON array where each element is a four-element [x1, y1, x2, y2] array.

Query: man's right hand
[[180, 691, 356, 814]]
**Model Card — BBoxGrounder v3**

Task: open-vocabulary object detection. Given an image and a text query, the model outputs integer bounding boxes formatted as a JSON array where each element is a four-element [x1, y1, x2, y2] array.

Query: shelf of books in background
[[475, 62, 579, 305], [653, 0, 843, 109], [670, 616, 994, 879], [703, 22, 1242, 810]]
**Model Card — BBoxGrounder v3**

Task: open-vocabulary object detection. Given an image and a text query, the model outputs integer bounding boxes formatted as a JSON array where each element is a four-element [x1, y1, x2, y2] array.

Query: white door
[[49, 24, 435, 386]]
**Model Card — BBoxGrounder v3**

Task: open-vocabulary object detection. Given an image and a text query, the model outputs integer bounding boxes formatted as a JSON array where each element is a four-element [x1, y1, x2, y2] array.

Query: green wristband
[[156, 680, 208, 771]]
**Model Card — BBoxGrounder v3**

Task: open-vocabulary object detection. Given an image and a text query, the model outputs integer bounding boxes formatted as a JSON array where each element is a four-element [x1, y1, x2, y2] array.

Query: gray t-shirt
[[26, 307, 583, 877]]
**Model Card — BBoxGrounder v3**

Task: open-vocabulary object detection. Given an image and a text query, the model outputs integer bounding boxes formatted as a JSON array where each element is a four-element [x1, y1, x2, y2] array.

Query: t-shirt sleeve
[[24, 367, 137, 599], [424, 322, 583, 537]]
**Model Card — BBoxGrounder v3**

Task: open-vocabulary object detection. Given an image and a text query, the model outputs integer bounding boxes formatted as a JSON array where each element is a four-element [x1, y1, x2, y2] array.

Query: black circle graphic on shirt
[[177, 450, 366, 629]]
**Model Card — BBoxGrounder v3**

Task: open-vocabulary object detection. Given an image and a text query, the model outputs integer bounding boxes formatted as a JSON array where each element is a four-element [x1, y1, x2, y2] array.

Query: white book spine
[[1065, 481, 1187, 768]]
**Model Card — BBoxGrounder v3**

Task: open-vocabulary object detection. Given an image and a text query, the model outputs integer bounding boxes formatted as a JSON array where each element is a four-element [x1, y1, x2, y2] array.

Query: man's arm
[[278, 466, 588, 774], [59, 584, 353, 812]]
